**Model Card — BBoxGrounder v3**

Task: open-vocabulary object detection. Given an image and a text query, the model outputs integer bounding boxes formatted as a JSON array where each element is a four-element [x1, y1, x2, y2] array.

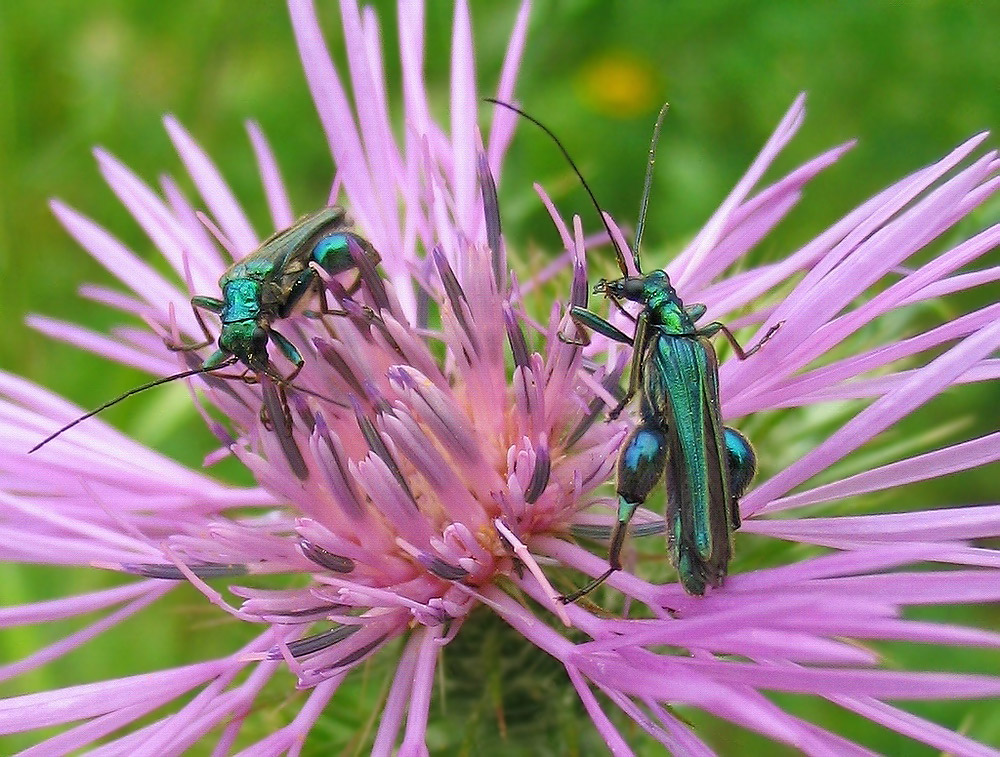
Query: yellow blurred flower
[[577, 53, 657, 117]]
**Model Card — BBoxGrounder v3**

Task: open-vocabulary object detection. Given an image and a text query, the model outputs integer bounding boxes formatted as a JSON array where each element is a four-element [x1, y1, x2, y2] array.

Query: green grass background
[[1, 1, 998, 754]]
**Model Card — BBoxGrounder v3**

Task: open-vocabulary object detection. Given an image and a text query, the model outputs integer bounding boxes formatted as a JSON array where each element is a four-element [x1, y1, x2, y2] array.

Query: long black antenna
[[485, 97, 630, 277], [632, 102, 670, 275], [29, 360, 236, 453], [261, 365, 349, 409]]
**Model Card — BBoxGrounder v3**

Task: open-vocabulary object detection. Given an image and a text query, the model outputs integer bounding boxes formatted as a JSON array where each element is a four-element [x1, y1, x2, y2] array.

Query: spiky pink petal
[[1, 1, 996, 753]]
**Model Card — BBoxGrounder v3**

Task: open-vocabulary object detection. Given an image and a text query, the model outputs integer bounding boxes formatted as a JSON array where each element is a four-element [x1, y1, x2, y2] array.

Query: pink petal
[[486, 1, 532, 181], [673, 94, 806, 286], [829, 696, 1000, 757], [49, 200, 185, 310], [0, 661, 227, 732], [566, 665, 634, 757], [340, 0, 403, 254], [0, 580, 159, 627], [747, 503, 1000, 540], [246, 120, 294, 229], [27, 315, 176, 376], [94, 148, 220, 297], [163, 115, 259, 255], [744, 319, 1000, 514], [449, 0, 478, 232], [287, 0, 379, 242], [399, 627, 440, 756]]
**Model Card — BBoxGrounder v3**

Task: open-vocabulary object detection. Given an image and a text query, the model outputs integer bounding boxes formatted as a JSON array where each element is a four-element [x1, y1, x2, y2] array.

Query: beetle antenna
[[262, 367, 350, 410], [486, 97, 630, 277], [632, 102, 670, 275], [29, 358, 238, 453]]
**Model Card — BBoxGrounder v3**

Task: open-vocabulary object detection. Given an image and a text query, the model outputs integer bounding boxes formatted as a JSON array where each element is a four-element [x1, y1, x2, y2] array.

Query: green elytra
[[560, 269, 778, 599], [486, 99, 779, 598], [30, 206, 380, 453]]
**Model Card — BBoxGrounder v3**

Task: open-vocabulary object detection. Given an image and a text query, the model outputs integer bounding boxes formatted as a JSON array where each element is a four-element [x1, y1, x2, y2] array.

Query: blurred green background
[[1, 1, 997, 754]]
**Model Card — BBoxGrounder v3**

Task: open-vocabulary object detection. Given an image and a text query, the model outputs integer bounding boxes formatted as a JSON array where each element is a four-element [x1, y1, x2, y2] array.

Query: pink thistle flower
[[1, 1, 998, 755]]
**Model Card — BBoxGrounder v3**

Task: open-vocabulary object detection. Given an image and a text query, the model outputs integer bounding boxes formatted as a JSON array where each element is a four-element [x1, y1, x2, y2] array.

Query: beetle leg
[[556, 309, 591, 346], [684, 303, 707, 322], [166, 296, 223, 352], [610, 297, 638, 324], [316, 281, 349, 317], [276, 269, 317, 320], [558, 306, 635, 347], [257, 382, 293, 435], [561, 421, 668, 603], [607, 310, 649, 420], [268, 329, 305, 374], [277, 383, 293, 429], [191, 295, 224, 315], [342, 270, 364, 298], [259, 403, 273, 430], [302, 262, 350, 319], [700, 320, 783, 359], [200, 349, 232, 371]]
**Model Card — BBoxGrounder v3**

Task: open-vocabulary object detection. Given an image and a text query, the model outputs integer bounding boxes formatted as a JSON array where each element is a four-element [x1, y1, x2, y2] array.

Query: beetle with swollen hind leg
[[488, 99, 780, 599], [30, 206, 381, 454], [181, 205, 381, 429], [183, 205, 380, 377]]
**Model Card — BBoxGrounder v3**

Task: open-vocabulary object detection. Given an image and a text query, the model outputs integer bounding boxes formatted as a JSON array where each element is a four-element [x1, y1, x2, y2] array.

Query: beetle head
[[219, 321, 270, 372], [595, 276, 646, 303]]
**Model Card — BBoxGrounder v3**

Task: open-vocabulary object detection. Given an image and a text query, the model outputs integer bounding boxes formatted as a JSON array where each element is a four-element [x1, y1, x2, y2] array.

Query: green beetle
[[31, 206, 379, 453]]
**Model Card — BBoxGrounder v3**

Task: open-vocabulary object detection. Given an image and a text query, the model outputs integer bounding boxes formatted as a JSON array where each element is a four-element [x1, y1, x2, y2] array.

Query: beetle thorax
[[640, 272, 691, 330], [221, 279, 262, 324]]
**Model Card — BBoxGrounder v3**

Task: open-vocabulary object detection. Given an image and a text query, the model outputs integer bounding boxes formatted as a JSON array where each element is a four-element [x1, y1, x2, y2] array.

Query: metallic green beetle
[[188, 205, 380, 377], [560, 268, 778, 599], [485, 99, 779, 599], [555, 105, 781, 599], [30, 206, 379, 453]]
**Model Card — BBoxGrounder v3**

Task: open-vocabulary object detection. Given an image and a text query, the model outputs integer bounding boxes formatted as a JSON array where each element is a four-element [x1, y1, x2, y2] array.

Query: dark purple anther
[[299, 538, 356, 573]]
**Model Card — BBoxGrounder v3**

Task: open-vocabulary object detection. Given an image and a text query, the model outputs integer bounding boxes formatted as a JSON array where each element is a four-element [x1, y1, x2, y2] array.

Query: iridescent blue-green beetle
[[488, 100, 780, 598], [560, 267, 778, 599], [189, 205, 379, 376], [30, 206, 379, 452]]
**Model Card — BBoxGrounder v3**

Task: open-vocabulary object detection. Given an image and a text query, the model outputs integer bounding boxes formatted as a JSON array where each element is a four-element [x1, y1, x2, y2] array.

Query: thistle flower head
[[2, 1, 999, 754]]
